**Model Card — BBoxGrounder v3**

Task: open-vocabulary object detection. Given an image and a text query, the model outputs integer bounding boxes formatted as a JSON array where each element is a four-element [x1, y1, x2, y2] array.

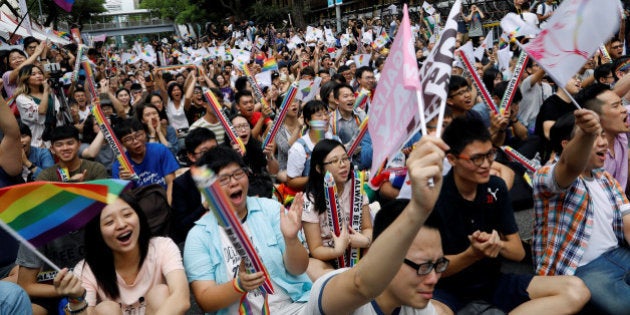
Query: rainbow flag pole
[[241, 65, 272, 113], [499, 51, 528, 115], [348, 167, 362, 267], [202, 87, 246, 155], [72, 45, 85, 83], [324, 171, 349, 268], [347, 116, 369, 157], [458, 51, 498, 115], [261, 83, 298, 150], [83, 59, 139, 180], [191, 166, 274, 294]]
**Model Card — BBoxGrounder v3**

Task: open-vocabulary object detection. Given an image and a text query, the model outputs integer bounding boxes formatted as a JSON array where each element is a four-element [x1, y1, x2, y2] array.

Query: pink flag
[[92, 34, 107, 42], [519, 0, 620, 88], [368, 4, 420, 178]]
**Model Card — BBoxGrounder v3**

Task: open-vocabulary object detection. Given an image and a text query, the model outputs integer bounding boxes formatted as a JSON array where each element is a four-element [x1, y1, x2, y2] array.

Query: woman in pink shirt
[[54, 193, 190, 314]]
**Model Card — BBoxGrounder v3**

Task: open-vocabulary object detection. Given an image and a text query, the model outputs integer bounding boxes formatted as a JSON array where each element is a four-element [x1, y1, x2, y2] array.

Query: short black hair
[[22, 36, 39, 50], [575, 83, 611, 115], [18, 122, 31, 137], [50, 125, 80, 143], [302, 99, 328, 127], [235, 76, 249, 92], [113, 118, 144, 140], [355, 66, 373, 80], [373, 199, 439, 240], [594, 63, 614, 82], [550, 113, 576, 155], [448, 75, 470, 95], [195, 145, 246, 174], [301, 66, 315, 77], [319, 81, 338, 104], [235, 90, 254, 105], [493, 81, 522, 104], [442, 116, 491, 155], [333, 82, 354, 99], [185, 128, 216, 154]]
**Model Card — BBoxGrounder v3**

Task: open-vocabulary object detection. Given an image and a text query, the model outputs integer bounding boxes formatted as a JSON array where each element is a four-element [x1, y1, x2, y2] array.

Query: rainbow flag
[[53, 0, 73, 12], [262, 57, 278, 72], [0, 179, 131, 247]]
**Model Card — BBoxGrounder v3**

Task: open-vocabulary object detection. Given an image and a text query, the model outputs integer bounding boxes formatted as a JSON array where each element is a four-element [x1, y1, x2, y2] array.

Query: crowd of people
[[1, 0, 630, 314]]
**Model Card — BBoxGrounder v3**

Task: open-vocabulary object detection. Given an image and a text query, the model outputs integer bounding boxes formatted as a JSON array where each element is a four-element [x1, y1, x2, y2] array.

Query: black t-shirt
[[534, 94, 574, 139], [534, 94, 574, 159], [431, 171, 518, 293]]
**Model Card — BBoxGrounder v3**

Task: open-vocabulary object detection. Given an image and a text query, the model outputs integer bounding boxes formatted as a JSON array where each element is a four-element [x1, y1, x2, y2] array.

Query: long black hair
[[304, 139, 347, 214], [82, 192, 152, 299]]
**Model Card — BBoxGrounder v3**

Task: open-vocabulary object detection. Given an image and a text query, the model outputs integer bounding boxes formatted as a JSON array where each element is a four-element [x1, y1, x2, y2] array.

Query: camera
[[43, 62, 61, 74]]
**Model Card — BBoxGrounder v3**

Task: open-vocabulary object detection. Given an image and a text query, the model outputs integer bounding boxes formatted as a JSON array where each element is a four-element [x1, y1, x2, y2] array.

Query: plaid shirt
[[533, 164, 629, 276]]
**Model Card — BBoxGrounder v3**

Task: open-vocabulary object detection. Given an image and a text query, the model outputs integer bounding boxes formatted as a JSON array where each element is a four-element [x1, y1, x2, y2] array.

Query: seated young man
[[36, 125, 108, 182], [18, 126, 107, 314], [113, 118, 180, 204], [534, 107, 630, 313], [303, 135, 448, 314], [429, 116, 589, 315]]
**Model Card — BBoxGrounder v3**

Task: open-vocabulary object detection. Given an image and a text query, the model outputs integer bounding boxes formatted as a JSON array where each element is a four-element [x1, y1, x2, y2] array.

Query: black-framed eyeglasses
[[403, 257, 449, 275], [216, 167, 250, 186], [457, 148, 497, 167], [121, 131, 146, 144]]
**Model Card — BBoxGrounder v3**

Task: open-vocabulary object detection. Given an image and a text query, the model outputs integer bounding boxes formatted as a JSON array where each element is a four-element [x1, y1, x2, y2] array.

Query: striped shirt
[[533, 164, 629, 276]]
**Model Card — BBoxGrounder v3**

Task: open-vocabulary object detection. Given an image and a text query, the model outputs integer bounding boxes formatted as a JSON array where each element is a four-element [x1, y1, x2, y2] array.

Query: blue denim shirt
[[184, 197, 312, 315]]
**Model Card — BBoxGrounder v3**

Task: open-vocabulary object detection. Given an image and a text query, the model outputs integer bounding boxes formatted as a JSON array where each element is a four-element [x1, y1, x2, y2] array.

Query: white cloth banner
[[520, 0, 620, 87]]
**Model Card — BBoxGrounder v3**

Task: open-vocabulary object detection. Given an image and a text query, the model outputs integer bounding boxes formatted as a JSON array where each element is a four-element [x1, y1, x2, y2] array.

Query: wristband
[[232, 277, 247, 294], [65, 301, 88, 314], [68, 289, 86, 304], [28, 164, 37, 171]]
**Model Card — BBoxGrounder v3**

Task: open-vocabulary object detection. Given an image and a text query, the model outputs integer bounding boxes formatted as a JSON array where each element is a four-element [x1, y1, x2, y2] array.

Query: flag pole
[[0, 220, 61, 271]]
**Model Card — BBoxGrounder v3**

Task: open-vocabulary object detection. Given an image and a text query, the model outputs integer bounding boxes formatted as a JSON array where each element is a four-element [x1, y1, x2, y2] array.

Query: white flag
[[520, 0, 620, 87], [419, 0, 461, 124]]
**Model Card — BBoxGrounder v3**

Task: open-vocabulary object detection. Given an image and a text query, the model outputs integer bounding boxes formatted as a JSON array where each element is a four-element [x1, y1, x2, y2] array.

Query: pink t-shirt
[[74, 237, 183, 312]]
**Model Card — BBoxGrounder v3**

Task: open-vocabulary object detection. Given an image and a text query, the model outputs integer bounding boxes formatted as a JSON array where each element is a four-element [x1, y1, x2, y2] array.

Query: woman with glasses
[[184, 146, 312, 314], [136, 103, 179, 155], [14, 64, 62, 148], [229, 114, 279, 176], [302, 139, 373, 279]]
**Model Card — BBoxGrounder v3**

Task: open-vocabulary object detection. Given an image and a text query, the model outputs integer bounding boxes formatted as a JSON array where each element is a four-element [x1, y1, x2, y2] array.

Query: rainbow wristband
[[232, 277, 247, 294]]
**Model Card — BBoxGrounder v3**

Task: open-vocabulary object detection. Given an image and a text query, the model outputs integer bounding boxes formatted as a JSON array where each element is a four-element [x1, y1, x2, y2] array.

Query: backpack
[[131, 184, 172, 237]]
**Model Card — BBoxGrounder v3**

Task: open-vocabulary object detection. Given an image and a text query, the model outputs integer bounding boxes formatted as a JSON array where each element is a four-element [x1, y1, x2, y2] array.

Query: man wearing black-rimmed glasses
[[428, 116, 589, 315]]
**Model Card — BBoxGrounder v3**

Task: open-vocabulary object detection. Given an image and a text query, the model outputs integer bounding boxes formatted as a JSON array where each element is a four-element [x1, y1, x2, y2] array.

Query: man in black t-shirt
[[429, 117, 589, 315]]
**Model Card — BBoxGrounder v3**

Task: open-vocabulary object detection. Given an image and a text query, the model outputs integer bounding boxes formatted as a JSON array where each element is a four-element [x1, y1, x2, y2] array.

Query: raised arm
[[0, 94, 22, 176], [318, 136, 448, 314], [554, 109, 601, 188]]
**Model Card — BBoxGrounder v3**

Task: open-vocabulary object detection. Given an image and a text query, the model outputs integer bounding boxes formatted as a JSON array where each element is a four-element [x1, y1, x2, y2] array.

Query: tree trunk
[[291, 0, 306, 30]]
